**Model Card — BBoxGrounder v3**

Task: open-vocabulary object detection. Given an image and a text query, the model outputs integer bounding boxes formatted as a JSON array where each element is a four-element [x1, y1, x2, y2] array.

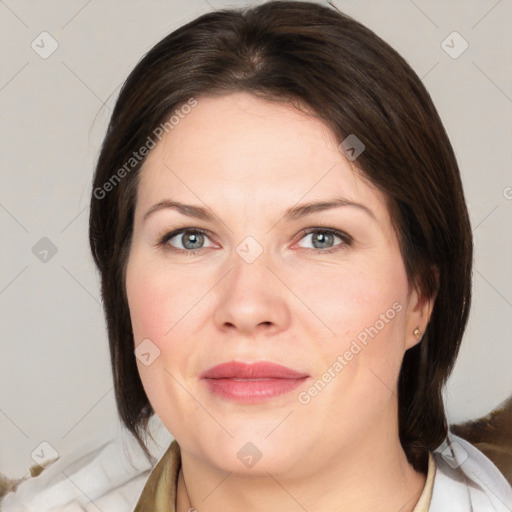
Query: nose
[[213, 250, 291, 337]]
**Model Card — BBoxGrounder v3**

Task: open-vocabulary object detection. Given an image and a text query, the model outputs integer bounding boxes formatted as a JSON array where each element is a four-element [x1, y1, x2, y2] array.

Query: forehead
[[136, 92, 387, 221]]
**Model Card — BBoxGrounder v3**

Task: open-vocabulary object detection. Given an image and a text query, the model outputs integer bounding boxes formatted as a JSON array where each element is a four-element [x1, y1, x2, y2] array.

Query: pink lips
[[200, 361, 309, 403]]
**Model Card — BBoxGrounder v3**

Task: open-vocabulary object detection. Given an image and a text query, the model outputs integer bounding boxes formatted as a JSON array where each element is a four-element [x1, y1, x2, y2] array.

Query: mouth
[[200, 361, 310, 403]]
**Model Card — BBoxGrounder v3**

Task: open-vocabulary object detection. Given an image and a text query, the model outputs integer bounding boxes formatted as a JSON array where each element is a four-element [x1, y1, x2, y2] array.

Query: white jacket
[[2, 431, 511, 511], [430, 434, 512, 511]]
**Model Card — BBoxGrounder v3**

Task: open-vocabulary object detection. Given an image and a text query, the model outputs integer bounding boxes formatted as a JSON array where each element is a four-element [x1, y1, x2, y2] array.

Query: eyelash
[[156, 227, 353, 256]]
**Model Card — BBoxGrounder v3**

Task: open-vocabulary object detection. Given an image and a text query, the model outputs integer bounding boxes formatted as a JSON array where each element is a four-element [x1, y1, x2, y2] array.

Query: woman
[[88, 1, 512, 510]]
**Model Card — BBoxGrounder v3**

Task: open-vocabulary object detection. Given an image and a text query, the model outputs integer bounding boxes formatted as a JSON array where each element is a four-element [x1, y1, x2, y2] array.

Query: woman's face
[[126, 92, 430, 477]]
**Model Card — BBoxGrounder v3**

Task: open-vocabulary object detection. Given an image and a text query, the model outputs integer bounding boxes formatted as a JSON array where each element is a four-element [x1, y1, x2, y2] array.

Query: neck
[[176, 431, 427, 512]]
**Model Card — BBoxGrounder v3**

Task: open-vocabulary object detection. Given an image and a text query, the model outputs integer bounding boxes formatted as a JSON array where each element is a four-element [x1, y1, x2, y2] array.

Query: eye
[[297, 228, 352, 253], [158, 227, 353, 255], [159, 228, 214, 253]]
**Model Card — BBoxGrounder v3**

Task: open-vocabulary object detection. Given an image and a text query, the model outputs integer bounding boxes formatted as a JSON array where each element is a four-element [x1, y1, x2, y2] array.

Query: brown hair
[[89, 0, 472, 470]]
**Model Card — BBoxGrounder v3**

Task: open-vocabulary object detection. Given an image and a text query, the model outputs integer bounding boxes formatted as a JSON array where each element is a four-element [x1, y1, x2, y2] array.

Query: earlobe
[[405, 292, 433, 349], [405, 269, 438, 349], [405, 325, 424, 349]]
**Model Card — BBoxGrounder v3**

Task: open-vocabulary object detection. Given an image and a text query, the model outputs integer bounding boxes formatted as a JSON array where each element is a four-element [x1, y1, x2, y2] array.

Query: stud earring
[[413, 327, 421, 339]]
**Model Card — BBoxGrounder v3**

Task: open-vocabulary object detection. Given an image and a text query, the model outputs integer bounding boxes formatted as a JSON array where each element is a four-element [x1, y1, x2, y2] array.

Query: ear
[[404, 266, 439, 350]]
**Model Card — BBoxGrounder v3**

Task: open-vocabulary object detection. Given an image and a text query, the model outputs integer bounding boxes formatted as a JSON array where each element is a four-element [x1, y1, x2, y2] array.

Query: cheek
[[298, 254, 410, 394], [126, 274, 169, 344], [126, 257, 197, 422], [126, 257, 193, 348], [126, 253, 206, 400], [302, 260, 408, 342]]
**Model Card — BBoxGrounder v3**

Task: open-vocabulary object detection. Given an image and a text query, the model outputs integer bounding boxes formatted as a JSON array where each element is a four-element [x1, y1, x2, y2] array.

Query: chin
[[200, 435, 302, 476]]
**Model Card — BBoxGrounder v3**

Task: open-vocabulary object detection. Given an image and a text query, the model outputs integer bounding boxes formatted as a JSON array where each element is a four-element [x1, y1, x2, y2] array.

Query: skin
[[126, 92, 435, 512]]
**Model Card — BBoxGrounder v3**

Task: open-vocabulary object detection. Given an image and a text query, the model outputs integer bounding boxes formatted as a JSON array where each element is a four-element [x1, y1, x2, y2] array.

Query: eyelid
[[295, 227, 353, 251], [158, 226, 353, 254], [158, 228, 216, 253]]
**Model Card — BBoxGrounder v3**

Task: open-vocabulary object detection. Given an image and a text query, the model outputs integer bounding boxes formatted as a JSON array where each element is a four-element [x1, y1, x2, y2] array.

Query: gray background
[[1, 0, 511, 479]]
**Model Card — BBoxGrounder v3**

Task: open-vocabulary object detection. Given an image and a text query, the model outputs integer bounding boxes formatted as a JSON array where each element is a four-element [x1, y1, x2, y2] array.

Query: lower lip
[[203, 377, 309, 403]]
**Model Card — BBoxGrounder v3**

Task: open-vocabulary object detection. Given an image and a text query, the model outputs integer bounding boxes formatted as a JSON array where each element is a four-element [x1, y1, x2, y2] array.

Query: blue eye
[[158, 227, 352, 255], [160, 229, 213, 253], [297, 228, 352, 253]]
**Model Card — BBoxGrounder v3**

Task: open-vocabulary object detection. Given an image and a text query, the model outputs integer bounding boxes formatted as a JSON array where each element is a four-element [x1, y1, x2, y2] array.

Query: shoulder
[[429, 433, 512, 511], [0, 426, 173, 512]]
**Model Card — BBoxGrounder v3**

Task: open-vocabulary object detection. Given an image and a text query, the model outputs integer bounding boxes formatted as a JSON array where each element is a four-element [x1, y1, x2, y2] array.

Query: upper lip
[[200, 361, 309, 379]]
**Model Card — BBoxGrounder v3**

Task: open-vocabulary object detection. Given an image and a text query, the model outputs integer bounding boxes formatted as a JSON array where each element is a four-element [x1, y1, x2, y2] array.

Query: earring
[[413, 327, 421, 339]]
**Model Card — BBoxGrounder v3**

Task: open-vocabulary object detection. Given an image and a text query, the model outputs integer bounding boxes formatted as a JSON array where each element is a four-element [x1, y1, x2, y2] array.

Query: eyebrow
[[143, 197, 376, 223]]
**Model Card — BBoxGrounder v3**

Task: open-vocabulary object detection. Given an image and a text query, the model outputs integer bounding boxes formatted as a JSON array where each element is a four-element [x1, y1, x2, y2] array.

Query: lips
[[200, 361, 309, 380], [200, 361, 309, 403]]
